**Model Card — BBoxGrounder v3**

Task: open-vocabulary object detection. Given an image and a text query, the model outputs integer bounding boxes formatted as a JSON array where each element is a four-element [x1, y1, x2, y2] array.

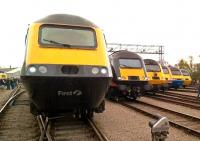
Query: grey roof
[[35, 14, 98, 27], [144, 59, 159, 65], [0, 68, 15, 73], [109, 50, 142, 59]]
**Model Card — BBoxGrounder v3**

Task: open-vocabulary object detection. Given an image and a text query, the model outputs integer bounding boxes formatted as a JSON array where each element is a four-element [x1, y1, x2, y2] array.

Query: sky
[[0, 0, 200, 67]]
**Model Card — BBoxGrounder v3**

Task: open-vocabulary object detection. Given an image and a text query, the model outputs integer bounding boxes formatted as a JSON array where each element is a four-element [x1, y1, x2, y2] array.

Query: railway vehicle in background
[[107, 50, 148, 100], [0, 72, 7, 80], [180, 69, 192, 88], [144, 59, 167, 92], [168, 66, 183, 89], [161, 65, 172, 90], [21, 14, 112, 118], [0, 71, 7, 87]]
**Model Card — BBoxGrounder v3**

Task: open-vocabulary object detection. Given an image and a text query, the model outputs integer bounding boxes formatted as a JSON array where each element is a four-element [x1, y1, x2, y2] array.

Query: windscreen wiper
[[43, 39, 71, 47], [120, 64, 133, 68]]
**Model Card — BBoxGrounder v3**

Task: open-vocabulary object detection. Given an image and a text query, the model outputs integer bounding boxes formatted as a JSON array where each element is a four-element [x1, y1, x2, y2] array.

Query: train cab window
[[146, 65, 161, 72], [181, 70, 190, 76], [39, 25, 97, 48], [170, 69, 181, 75], [162, 66, 169, 74], [119, 59, 142, 68]]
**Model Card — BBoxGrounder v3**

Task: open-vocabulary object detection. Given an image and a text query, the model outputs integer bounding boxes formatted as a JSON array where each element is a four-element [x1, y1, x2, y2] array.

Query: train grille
[[152, 76, 160, 80], [61, 66, 79, 74], [128, 76, 139, 80]]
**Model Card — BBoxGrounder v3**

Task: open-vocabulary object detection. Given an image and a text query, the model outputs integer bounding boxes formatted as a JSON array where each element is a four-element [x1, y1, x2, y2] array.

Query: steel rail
[[162, 91, 198, 100], [88, 118, 110, 141], [37, 115, 110, 141], [0, 85, 25, 114], [144, 93, 200, 110], [119, 100, 200, 137], [170, 89, 197, 93], [156, 92, 200, 103]]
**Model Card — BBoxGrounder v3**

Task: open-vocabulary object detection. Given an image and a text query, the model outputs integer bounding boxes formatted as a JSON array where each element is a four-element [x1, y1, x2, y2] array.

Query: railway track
[[144, 92, 200, 110], [0, 85, 40, 141], [163, 91, 198, 100], [37, 115, 110, 141], [170, 88, 197, 93], [119, 100, 200, 137], [0, 85, 110, 141], [184, 86, 196, 90]]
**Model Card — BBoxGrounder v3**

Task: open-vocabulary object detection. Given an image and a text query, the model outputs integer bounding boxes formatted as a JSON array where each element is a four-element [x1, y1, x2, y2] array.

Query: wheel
[[87, 109, 94, 119], [81, 108, 94, 119], [95, 100, 105, 113]]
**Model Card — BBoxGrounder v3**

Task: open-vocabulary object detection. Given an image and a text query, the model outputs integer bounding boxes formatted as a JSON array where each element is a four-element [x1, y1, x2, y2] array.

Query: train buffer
[[149, 114, 170, 141]]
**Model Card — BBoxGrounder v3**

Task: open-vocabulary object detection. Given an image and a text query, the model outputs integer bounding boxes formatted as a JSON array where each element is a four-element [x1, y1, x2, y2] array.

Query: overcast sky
[[0, 0, 199, 67]]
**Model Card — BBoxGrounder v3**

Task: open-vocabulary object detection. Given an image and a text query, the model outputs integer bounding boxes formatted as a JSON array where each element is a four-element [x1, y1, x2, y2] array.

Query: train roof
[[109, 50, 142, 60], [169, 66, 180, 71], [34, 14, 98, 27], [144, 59, 159, 65]]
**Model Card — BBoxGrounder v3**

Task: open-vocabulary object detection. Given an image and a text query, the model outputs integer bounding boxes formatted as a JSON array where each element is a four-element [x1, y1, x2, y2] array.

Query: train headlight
[[101, 68, 107, 74], [39, 66, 47, 73], [91, 67, 99, 74], [29, 66, 36, 73]]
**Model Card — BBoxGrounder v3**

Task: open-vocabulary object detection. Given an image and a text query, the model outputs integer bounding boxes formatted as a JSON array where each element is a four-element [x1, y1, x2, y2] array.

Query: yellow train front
[[161, 65, 173, 90], [168, 66, 184, 89], [144, 59, 167, 92], [180, 69, 192, 88], [107, 50, 148, 100], [20, 14, 112, 117]]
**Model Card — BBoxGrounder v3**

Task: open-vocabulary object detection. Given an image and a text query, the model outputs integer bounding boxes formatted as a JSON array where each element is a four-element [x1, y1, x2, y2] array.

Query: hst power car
[[180, 69, 192, 88], [168, 66, 184, 89], [107, 50, 148, 100], [161, 65, 172, 90], [144, 59, 167, 92], [21, 14, 112, 118]]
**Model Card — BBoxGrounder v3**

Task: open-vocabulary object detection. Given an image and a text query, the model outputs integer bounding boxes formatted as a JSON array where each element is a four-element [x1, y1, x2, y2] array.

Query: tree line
[[175, 56, 200, 81]]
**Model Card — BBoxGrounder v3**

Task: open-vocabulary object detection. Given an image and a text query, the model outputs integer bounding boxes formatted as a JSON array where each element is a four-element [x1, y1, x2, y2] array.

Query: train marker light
[[91, 67, 99, 74], [39, 66, 47, 73], [29, 66, 36, 73], [101, 68, 107, 74]]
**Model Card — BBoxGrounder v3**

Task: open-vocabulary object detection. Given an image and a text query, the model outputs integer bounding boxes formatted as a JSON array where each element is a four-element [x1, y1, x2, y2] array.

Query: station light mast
[[107, 43, 165, 64]]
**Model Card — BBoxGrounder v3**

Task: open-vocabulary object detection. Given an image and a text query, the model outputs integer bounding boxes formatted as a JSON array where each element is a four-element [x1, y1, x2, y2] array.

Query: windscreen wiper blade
[[120, 64, 133, 68], [43, 39, 71, 47]]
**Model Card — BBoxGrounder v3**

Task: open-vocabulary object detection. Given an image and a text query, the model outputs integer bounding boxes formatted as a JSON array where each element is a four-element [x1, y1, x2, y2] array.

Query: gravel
[[0, 92, 40, 141], [93, 100, 200, 141]]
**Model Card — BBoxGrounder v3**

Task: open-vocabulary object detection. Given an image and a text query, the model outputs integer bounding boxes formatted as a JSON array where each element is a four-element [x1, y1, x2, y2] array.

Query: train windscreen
[[162, 66, 169, 74], [39, 25, 96, 48], [146, 65, 161, 72], [119, 59, 142, 68], [181, 70, 190, 76], [171, 70, 182, 75]]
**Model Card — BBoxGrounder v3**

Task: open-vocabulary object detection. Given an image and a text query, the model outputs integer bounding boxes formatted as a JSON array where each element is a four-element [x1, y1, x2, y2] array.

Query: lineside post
[[149, 114, 169, 141]]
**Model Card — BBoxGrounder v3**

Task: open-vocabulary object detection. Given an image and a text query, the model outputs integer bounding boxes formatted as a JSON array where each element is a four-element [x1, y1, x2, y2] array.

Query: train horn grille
[[61, 66, 79, 74]]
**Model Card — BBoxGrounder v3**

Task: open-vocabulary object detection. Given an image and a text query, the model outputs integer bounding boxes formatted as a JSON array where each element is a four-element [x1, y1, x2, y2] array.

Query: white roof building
[[6, 68, 21, 79]]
